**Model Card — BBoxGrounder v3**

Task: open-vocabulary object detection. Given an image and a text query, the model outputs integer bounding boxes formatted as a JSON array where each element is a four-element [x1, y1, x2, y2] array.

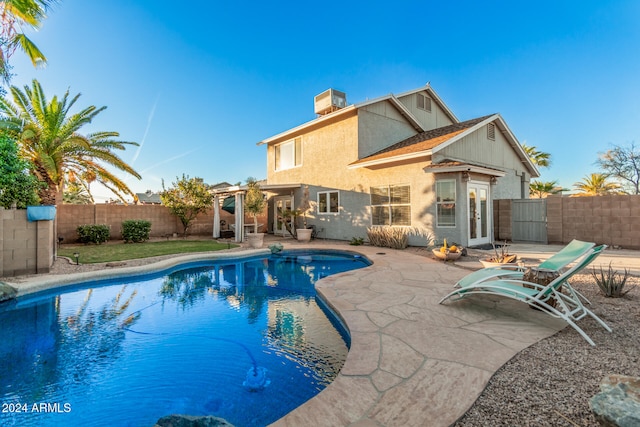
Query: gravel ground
[[453, 274, 640, 427], [4, 244, 639, 426]]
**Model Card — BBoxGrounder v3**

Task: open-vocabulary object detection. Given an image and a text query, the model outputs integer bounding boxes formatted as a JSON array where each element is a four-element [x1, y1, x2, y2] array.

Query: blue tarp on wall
[[26, 206, 57, 222]]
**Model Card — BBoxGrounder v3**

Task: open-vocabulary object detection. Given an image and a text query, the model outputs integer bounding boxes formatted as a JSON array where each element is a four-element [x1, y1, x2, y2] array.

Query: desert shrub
[[77, 224, 110, 244], [592, 262, 631, 297], [367, 226, 433, 249], [122, 220, 152, 243], [350, 237, 364, 246]]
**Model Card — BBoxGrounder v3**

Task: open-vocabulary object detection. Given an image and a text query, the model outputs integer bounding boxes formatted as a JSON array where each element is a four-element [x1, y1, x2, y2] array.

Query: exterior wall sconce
[[490, 176, 498, 185], [462, 172, 470, 182]]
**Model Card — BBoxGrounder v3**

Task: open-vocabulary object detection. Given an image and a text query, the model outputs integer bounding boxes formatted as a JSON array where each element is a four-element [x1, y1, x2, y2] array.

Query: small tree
[[596, 142, 640, 194], [244, 177, 266, 233], [0, 134, 41, 208], [160, 175, 213, 237]]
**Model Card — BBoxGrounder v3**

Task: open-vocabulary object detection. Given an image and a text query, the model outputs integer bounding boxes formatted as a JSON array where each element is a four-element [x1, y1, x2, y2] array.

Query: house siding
[[436, 124, 530, 199], [357, 103, 417, 158], [397, 92, 455, 130]]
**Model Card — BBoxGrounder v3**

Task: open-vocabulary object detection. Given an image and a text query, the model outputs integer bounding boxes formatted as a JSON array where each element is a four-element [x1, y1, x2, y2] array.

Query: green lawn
[[58, 240, 238, 264]]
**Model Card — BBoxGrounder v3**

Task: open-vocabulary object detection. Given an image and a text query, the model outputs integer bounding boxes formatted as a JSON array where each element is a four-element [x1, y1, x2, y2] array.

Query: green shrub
[[77, 224, 110, 244], [350, 237, 364, 246], [122, 219, 152, 243], [592, 262, 631, 298]]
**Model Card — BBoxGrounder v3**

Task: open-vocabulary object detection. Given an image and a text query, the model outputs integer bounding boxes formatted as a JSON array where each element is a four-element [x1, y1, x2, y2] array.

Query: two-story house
[[249, 84, 537, 247]]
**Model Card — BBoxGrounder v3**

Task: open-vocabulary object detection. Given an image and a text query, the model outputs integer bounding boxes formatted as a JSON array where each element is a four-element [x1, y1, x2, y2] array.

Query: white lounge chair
[[440, 245, 611, 346]]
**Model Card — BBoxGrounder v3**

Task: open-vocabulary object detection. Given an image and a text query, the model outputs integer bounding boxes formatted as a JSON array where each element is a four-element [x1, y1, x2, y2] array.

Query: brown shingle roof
[[350, 114, 495, 166]]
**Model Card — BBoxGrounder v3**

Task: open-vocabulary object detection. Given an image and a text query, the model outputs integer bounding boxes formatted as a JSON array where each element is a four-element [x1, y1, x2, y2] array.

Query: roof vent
[[314, 89, 347, 116]]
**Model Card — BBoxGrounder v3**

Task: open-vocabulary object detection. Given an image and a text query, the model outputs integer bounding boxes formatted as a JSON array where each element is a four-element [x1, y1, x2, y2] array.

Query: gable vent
[[417, 93, 432, 112], [487, 123, 496, 140]]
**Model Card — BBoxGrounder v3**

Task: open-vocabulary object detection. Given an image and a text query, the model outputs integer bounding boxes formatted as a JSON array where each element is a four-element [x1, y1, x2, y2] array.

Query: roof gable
[[348, 115, 493, 168]]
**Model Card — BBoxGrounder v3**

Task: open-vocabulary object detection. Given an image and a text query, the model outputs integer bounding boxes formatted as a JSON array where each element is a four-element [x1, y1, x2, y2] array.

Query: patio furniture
[[439, 245, 611, 346], [455, 239, 596, 290]]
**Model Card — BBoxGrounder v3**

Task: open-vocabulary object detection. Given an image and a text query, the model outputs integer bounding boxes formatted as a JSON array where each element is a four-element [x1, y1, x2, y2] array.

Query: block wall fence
[[56, 204, 267, 243], [495, 194, 640, 249], [1, 208, 55, 277]]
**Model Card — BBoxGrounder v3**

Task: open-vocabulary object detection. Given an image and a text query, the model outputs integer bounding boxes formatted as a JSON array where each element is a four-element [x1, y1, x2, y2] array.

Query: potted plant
[[244, 178, 267, 248], [480, 241, 518, 267], [296, 185, 312, 242], [432, 238, 462, 261]]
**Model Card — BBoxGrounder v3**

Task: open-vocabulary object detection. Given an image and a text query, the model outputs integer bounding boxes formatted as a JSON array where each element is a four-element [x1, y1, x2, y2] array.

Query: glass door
[[467, 182, 490, 246], [274, 196, 293, 236]]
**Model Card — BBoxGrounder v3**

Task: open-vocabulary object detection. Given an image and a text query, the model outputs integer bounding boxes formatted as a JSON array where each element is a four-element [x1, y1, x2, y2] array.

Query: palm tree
[[529, 180, 567, 198], [0, 0, 56, 83], [573, 173, 623, 196], [522, 144, 551, 168], [0, 79, 141, 204]]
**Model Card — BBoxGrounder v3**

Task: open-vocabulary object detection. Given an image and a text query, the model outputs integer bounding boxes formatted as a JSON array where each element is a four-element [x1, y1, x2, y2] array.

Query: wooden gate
[[511, 199, 547, 243]]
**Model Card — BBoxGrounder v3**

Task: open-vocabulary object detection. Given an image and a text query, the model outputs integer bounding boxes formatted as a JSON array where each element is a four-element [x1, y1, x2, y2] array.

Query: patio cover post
[[213, 194, 220, 238], [234, 192, 244, 243]]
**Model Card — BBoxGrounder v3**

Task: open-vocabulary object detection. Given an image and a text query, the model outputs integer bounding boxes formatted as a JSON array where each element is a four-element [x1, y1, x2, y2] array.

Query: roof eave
[[348, 150, 432, 169]]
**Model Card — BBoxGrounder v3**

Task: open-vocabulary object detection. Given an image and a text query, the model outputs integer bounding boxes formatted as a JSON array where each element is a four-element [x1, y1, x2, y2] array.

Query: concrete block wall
[[500, 194, 640, 249], [56, 204, 266, 243], [1, 208, 55, 277]]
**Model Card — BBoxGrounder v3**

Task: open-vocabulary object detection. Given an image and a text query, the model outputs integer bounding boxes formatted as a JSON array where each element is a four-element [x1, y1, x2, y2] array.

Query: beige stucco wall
[[265, 112, 475, 244], [1, 208, 55, 277]]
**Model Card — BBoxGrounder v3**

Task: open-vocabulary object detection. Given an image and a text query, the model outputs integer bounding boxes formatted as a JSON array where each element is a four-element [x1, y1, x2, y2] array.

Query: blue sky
[[9, 0, 640, 201]]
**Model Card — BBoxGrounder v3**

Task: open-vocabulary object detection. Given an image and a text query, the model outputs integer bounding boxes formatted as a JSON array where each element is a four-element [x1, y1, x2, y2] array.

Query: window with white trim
[[275, 137, 302, 170], [370, 184, 411, 226], [416, 93, 432, 112], [318, 191, 339, 214], [436, 180, 456, 227]]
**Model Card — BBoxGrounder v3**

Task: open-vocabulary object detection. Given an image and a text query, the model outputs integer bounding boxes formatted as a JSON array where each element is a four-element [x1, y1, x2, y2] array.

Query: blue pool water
[[0, 249, 371, 427]]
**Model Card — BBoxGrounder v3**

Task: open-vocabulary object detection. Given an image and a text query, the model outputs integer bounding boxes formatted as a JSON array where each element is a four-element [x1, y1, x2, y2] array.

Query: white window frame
[[436, 179, 456, 228], [317, 190, 339, 214], [370, 184, 411, 226], [274, 137, 302, 171]]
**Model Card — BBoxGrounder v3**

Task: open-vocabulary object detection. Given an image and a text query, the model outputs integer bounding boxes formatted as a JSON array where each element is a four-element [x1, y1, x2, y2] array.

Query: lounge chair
[[440, 245, 611, 346], [455, 239, 596, 289]]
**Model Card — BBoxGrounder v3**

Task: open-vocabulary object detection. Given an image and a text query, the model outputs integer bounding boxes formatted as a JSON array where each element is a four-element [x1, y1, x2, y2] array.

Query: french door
[[467, 182, 491, 247], [273, 196, 293, 236]]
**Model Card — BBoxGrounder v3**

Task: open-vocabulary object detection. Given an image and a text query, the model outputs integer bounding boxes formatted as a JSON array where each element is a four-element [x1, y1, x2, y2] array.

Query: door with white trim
[[273, 196, 293, 236], [467, 182, 491, 247]]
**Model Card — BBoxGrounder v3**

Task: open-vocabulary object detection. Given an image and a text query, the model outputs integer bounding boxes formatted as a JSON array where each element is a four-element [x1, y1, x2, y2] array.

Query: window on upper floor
[[436, 180, 456, 227], [318, 191, 339, 214], [370, 184, 411, 226], [417, 93, 432, 112], [487, 123, 496, 140], [275, 137, 302, 171]]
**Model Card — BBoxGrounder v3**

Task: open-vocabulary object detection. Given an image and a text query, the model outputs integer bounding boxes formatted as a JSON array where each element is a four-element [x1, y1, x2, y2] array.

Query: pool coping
[[3, 242, 567, 426]]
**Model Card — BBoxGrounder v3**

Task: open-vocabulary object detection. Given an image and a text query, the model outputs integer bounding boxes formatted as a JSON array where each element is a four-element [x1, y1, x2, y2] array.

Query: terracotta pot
[[479, 257, 518, 268], [432, 248, 462, 261]]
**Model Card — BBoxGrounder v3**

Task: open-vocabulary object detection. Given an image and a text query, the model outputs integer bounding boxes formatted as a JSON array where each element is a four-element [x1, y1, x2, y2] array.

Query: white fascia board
[[348, 150, 432, 169], [395, 83, 459, 124], [493, 114, 540, 178], [256, 106, 357, 146], [431, 114, 500, 154], [424, 163, 507, 177]]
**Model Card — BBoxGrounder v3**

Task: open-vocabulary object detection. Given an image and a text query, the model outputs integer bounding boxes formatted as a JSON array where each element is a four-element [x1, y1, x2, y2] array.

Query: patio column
[[234, 192, 244, 243], [213, 194, 220, 238]]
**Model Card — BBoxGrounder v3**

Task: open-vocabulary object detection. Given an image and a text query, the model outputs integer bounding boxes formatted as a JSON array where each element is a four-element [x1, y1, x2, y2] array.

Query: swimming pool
[[0, 249, 371, 427]]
